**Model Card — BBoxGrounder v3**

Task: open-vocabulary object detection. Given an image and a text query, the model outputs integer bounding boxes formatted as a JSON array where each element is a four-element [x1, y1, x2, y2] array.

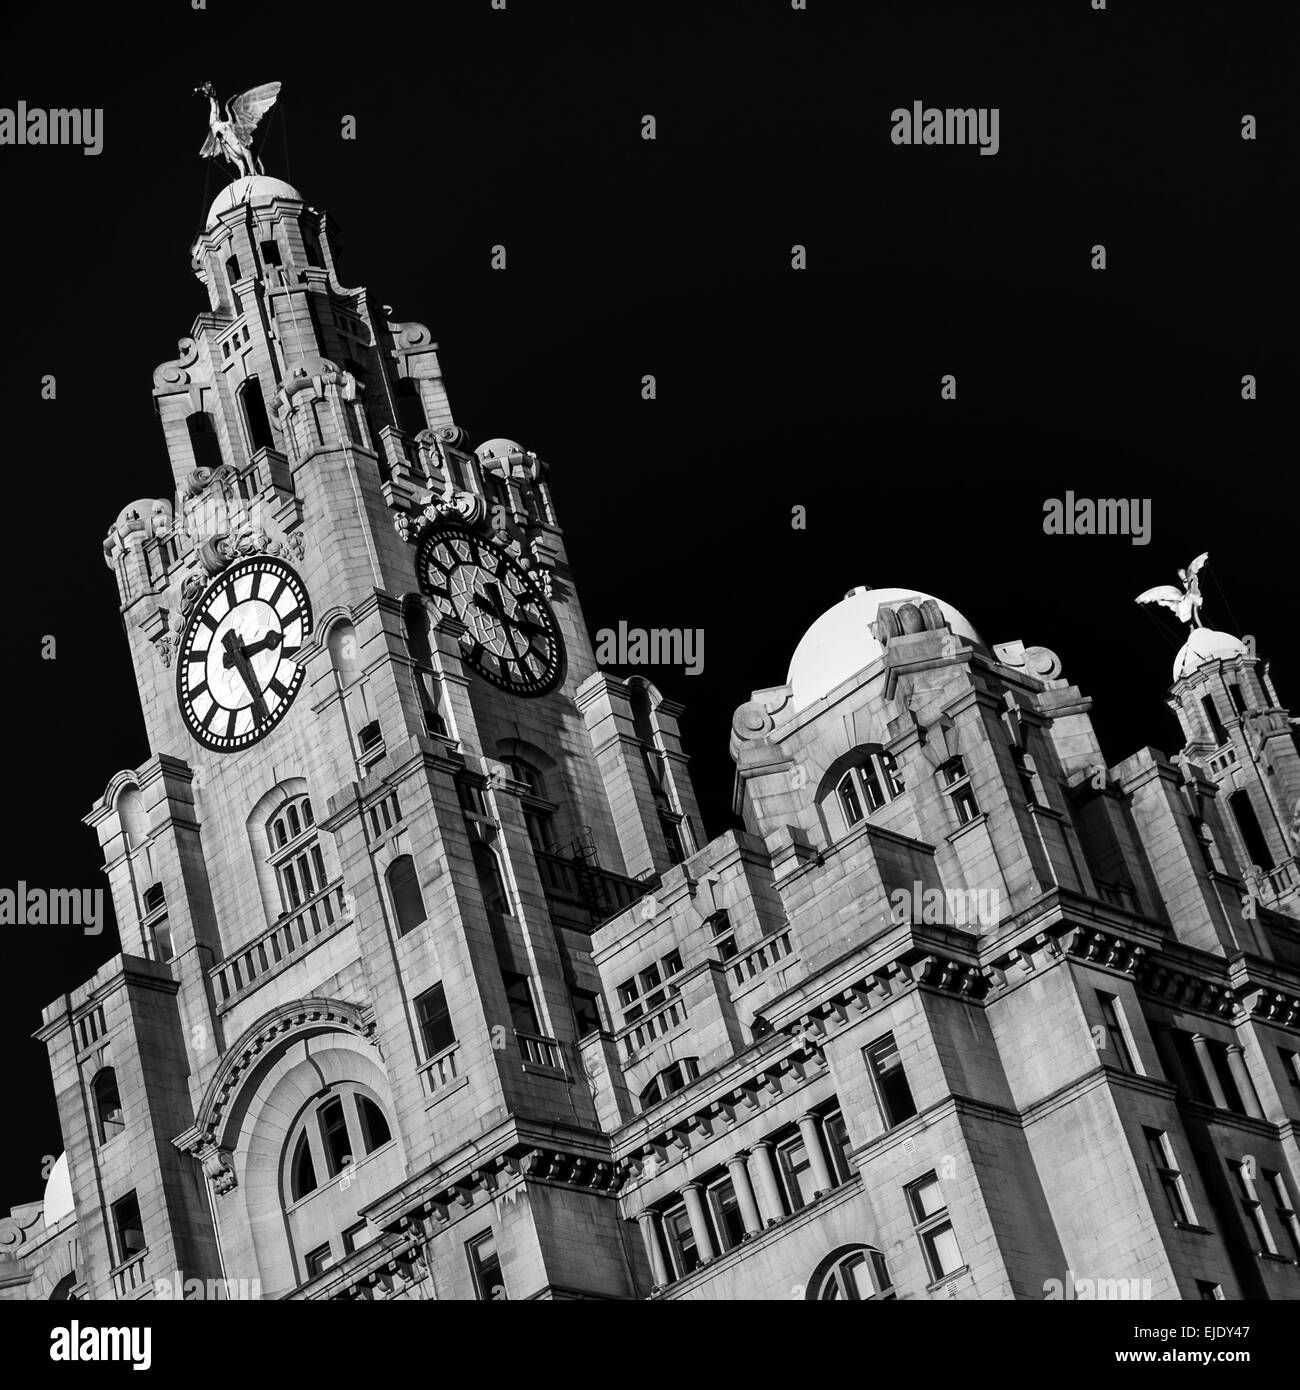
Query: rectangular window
[[1229, 1160, 1277, 1254], [865, 1034, 918, 1127], [662, 1204, 700, 1278], [1145, 1128, 1196, 1225], [111, 1192, 146, 1263], [1096, 992, 1135, 1073], [1011, 746, 1040, 804], [1197, 1280, 1225, 1301], [776, 1135, 817, 1212], [502, 971, 541, 1035], [342, 1222, 369, 1255], [466, 1230, 506, 1300], [707, 1177, 746, 1253], [941, 757, 980, 826], [416, 982, 456, 1058], [1280, 1049, 1300, 1094], [660, 812, 686, 865], [906, 1174, 964, 1283], [706, 909, 738, 961], [304, 1244, 335, 1278], [1264, 1170, 1300, 1261], [822, 1108, 854, 1185], [570, 988, 604, 1037]]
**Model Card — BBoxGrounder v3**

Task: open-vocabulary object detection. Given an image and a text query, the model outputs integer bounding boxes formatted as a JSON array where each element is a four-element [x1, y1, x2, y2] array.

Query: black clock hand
[[238, 630, 283, 661], [479, 584, 523, 663], [221, 630, 270, 723]]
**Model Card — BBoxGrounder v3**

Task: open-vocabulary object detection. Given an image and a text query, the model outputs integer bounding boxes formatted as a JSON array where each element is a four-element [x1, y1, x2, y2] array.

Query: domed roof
[[1174, 627, 1247, 681], [787, 586, 983, 711], [476, 438, 525, 460], [207, 175, 303, 225], [42, 1152, 74, 1228]]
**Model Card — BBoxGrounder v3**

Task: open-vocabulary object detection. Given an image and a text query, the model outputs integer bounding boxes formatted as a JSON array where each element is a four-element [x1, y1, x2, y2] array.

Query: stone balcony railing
[[111, 1250, 149, 1300], [211, 881, 351, 1010], [619, 993, 688, 1061], [728, 930, 794, 991], [516, 1029, 564, 1072], [418, 1043, 461, 1098]]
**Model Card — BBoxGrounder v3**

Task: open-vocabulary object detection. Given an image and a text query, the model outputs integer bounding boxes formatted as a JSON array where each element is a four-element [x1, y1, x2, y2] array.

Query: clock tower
[[47, 157, 701, 1299]]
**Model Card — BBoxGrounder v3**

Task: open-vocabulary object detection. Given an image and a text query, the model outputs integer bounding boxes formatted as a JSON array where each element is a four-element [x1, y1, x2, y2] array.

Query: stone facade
[[3, 174, 1300, 1303]]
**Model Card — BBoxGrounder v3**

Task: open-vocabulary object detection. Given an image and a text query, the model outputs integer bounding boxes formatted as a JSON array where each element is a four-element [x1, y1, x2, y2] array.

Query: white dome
[[208, 175, 303, 224], [42, 1152, 74, 1228], [787, 586, 983, 711], [1174, 627, 1247, 680]]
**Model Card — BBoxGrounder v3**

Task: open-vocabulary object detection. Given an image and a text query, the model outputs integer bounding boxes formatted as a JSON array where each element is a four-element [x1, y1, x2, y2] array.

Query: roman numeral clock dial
[[176, 555, 313, 751], [416, 526, 564, 696]]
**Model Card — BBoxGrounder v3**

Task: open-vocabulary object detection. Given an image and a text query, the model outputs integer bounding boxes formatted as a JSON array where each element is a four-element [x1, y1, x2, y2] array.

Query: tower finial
[[1135, 550, 1210, 629], [194, 81, 282, 180]]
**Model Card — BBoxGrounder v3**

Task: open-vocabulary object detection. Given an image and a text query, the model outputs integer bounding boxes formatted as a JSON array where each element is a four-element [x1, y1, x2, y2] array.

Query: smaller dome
[[207, 175, 303, 225], [43, 1153, 74, 1229], [1174, 627, 1247, 680], [476, 438, 525, 460], [787, 586, 983, 711]]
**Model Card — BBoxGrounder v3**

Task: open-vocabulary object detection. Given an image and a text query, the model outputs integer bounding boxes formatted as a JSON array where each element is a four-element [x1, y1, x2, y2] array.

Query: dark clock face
[[415, 526, 564, 696], [176, 555, 313, 751]]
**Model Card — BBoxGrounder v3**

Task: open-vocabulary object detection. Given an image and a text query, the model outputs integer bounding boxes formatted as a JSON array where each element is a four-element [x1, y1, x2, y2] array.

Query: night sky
[[2, 0, 1294, 1208]]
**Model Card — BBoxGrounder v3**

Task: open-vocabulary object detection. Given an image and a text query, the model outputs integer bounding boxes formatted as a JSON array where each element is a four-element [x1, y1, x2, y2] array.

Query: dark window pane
[[318, 1096, 352, 1177], [417, 983, 455, 1057], [291, 1129, 317, 1199], [356, 1095, 391, 1153]]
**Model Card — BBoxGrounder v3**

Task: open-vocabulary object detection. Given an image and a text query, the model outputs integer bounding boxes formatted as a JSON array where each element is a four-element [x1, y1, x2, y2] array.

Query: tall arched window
[[238, 376, 274, 454], [810, 1247, 893, 1300], [394, 377, 428, 436], [328, 620, 362, 687], [1229, 790, 1274, 872], [506, 756, 555, 853], [472, 841, 511, 916], [267, 794, 329, 913], [187, 411, 225, 474], [91, 1068, 124, 1144], [387, 855, 426, 935]]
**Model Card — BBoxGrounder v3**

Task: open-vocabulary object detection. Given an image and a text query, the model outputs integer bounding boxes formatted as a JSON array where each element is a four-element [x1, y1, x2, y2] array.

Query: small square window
[[304, 1244, 335, 1278]]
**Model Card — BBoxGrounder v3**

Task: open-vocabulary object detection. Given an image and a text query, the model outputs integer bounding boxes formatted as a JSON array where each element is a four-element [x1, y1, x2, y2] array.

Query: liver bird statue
[[195, 81, 281, 179], [1135, 551, 1210, 628]]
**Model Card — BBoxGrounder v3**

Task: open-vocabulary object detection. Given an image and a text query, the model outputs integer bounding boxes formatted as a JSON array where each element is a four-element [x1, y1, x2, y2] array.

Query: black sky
[[1, 0, 1295, 1205]]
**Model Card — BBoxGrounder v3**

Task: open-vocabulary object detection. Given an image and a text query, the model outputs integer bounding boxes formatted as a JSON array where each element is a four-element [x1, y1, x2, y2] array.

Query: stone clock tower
[[39, 159, 700, 1300]]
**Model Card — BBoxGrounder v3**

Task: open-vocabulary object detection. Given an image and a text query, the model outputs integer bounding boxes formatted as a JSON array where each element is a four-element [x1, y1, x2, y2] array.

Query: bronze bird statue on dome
[[1135, 551, 1210, 628], [195, 81, 281, 179]]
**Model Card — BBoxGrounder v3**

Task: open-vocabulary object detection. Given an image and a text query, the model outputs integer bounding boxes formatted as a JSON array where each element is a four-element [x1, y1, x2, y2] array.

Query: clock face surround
[[415, 525, 564, 696], [176, 555, 313, 752]]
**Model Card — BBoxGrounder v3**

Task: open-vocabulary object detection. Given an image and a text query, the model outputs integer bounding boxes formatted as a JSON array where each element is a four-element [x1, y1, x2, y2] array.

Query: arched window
[[394, 377, 427, 436], [238, 376, 274, 454], [387, 854, 426, 935], [1229, 790, 1274, 872], [187, 411, 225, 474], [472, 840, 511, 916], [266, 794, 329, 913], [819, 746, 905, 838], [811, 1247, 893, 1300], [48, 1273, 78, 1301], [328, 620, 361, 687], [639, 1058, 700, 1111], [91, 1068, 124, 1144], [283, 1085, 396, 1209], [506, 756, 555, 853]]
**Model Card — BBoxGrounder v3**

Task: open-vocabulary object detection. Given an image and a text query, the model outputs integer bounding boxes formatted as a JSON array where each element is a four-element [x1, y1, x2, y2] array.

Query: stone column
[[681, 1183, 717, 1263], [1190, 1034, 1230, 1110], [1226, 1046, 1264, 1118], [798, 1113, 836, 1196], [635, 1210, 670, 1287], [726, 1152, 763, 1237], [747, 1141, 786, 1226]]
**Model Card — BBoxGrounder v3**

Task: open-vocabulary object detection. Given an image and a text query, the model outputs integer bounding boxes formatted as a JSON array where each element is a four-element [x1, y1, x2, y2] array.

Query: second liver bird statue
[[195, 81, 282, 179]]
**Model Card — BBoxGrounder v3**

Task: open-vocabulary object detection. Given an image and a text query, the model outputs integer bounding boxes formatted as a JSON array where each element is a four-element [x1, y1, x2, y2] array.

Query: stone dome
[[208, 175, 303, 225], [476, 438, 525, 460], [42, 1152, 74, 1228], [787, 586, 983, 711], [1174, 627, 1247, 681]]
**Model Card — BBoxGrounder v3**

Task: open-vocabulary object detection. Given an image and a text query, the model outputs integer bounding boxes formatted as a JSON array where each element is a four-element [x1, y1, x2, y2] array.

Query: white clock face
[[415, 525, 564, 696], [176, 556, 313, 751]]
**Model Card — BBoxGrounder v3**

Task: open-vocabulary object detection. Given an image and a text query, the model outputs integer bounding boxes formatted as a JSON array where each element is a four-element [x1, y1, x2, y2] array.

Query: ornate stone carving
[[153, 337, 199, 390], [200, 1146, 238, 1195], [994, 640, 1063, 681]]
